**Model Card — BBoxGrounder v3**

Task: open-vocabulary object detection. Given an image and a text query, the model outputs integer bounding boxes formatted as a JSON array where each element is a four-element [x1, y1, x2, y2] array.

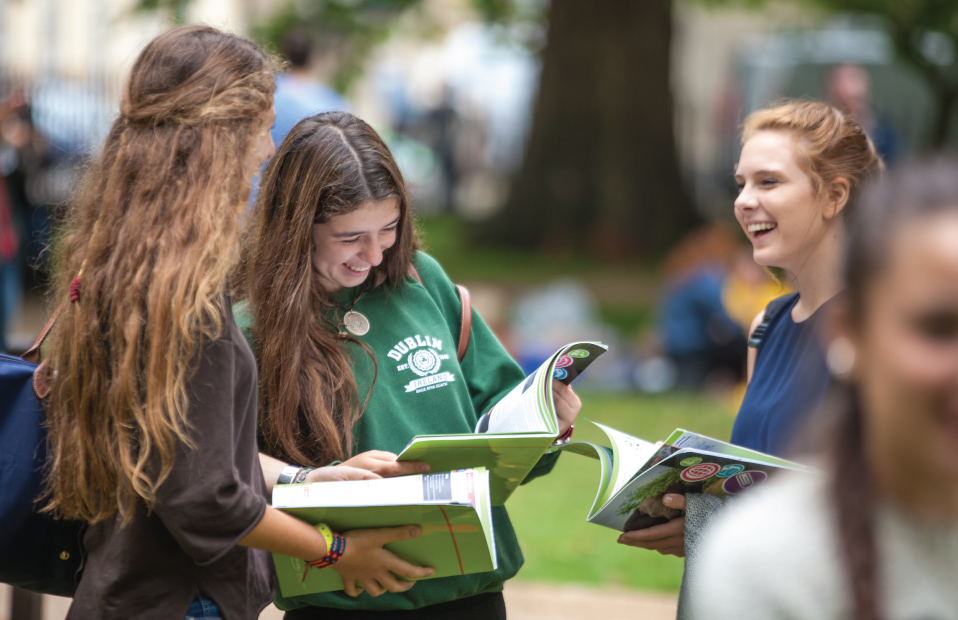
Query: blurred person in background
[[721, 248, 789, 335], [0, 91, 24, 352], [271, 29, 349, 147], [657, 222, 747, 391], [0, 89, 55, 291], [691, 156, 958, 620], [618, 101, 881, 558], [826, 63, 902, 165], [249, 29, 350, 204]]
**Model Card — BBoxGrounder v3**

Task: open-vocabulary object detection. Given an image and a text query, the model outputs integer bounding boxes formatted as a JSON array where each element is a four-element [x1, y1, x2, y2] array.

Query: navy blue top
[[731, 293, 832, 456]]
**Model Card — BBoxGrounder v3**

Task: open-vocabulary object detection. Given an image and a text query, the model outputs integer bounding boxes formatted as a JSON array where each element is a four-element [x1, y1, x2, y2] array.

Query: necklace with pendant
[[342, 309, 370, 336], [327, 283, 370, 337]]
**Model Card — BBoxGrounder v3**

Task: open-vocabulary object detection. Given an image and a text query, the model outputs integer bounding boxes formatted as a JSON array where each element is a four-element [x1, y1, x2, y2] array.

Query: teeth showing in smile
[[346, 264, 370, 273], [747, 223, 776, 234]]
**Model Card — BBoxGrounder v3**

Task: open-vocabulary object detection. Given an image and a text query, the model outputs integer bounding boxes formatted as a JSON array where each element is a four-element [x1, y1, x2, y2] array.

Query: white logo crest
[[390, 334, 455, 394], [409, 348, 442, 376]]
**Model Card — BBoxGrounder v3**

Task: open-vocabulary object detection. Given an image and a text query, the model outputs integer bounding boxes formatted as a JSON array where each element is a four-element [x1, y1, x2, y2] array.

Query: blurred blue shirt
[[659, 268, 742, 356], [270, 74, 348, 146]]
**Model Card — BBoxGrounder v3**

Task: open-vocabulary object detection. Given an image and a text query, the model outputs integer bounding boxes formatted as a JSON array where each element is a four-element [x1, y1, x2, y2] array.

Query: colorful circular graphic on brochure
[[553, 368, 569, 380], [567, 349, 590, 358], [679, 457, 702, 467], [722, 470, 768, 494], [680, 462, 721, 482], [554, 355, 575, 369], [716, 464, 745, 478]]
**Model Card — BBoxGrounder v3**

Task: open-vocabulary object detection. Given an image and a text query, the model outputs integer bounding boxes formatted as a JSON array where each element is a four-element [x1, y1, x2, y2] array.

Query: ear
[[822, 177, 851, 221]]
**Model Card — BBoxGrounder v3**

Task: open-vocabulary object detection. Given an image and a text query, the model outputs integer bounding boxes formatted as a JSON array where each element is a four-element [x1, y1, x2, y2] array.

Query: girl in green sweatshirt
[[234, 111, 581, 619]]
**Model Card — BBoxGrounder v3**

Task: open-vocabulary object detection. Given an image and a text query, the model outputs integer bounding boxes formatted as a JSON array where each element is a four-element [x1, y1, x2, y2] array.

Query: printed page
[[663, 429, 810, 470], [589, 449, 807, 531], [472, 470, 498, 567], [483, 342, 608, 435], [272, 470, 477, 508], [593, 423, 660, 498], [554, 440, 615, 519], [482, 361, 552, 435]]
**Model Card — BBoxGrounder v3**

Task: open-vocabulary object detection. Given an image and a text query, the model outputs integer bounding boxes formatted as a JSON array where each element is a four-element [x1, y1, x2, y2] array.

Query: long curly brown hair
[[235, 112, 419, 467], [43, 25, 274, 524]]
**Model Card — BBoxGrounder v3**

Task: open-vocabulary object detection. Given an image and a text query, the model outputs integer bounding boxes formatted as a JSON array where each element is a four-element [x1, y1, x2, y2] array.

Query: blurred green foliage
[[700, 0, 958, 146], [418, 214, 657, 285], [137, 0, 958, 143]]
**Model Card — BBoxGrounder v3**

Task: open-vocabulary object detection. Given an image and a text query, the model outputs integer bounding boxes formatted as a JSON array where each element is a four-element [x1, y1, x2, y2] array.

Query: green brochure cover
[[271, 469, 496, 597], [554, 422, 814, 532], [397, 342, 608, 505]]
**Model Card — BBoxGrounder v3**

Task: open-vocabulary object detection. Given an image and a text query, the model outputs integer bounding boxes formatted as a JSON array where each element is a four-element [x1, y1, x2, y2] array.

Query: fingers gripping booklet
[[563, 423, 813, 531], [396, 342, 609, 505], [271, 469, 496, 597]]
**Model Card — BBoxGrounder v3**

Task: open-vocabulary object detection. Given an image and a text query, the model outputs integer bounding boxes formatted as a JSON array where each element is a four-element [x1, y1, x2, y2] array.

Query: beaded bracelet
[[302, 525, 346, 582]]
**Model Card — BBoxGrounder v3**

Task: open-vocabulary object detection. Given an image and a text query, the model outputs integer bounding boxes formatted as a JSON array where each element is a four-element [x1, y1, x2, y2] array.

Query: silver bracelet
[[294, 467, 316, 484], [277, 465, 301, 485]]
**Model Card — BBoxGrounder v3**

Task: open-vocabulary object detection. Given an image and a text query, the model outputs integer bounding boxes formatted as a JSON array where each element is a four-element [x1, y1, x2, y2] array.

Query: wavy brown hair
[[235, 112, 419, 467], [43, 25, 274, 524]]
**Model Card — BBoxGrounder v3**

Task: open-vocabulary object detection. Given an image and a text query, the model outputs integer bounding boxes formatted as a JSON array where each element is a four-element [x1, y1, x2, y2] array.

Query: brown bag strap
[[22, 303, 62, 364], [407, 264, 472, 362], [22, 302, 62, 400], [454, 284, 472, 363]]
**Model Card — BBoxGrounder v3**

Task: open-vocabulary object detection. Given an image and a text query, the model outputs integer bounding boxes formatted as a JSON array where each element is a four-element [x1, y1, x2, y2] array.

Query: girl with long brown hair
[[43, 25, 431, 620], [692, 156, 958, 620], [235, 111, 582, 618]]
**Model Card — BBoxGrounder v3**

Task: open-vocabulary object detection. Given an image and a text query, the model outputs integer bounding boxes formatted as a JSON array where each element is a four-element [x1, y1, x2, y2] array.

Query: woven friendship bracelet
[[301, 530, 346, 582]]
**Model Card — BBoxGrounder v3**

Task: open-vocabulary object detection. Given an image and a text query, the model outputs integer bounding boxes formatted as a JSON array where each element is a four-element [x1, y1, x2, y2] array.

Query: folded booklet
[[396, 342, 608, 505], [271, 469, 496, 597], [561, 423, 813, 531]]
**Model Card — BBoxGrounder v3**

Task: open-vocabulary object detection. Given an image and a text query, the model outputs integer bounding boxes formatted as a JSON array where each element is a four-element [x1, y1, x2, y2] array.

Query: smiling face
[[310, 197, 401, 292], [852, 212, 958, 492], [734, 130, 832, 273]]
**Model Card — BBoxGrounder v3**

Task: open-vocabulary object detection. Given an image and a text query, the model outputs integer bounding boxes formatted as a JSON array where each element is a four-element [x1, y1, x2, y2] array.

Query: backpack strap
[[747, 294, 793, 349], [407, 264, 472, 362], [23, 303, 62, 400], [22, 304, 61, 364], [454, 284, 472, 363]]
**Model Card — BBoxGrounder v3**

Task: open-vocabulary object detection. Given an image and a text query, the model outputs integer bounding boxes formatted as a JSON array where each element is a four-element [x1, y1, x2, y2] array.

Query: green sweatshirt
[[236, 251, 560, 612]]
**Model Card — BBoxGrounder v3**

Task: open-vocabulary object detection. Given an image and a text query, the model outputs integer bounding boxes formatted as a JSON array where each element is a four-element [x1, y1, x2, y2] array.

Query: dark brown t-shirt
[[68, 311, 274, 620]]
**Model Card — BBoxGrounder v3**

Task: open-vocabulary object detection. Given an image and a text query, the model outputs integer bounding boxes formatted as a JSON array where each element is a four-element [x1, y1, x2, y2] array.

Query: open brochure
[[271, 469, 496, 597], [561, 423, 813, 531], [396, 342, 608, 505]]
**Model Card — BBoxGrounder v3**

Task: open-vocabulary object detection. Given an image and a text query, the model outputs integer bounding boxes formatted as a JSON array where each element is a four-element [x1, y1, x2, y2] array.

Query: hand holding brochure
[[560, 423, 813, 531], [271, 469, 496, 597], [396, 342, 608, 505]]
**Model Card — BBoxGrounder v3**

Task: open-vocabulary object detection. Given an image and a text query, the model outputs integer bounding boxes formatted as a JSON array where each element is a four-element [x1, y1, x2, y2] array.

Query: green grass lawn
[[506, 391, 736, 592]]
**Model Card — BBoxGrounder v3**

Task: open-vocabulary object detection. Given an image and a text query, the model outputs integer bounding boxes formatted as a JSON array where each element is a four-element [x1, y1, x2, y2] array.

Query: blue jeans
[[186, 597, 221, 620]]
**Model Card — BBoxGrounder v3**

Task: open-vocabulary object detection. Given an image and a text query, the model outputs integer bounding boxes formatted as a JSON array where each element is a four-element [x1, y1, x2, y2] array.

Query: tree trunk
[[482, 0, 698, 259], [931, 84, 958, 149]]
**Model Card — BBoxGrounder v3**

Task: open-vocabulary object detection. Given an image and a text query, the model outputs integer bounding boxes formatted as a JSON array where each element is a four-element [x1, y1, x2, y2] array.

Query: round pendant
[[343, 310, 370, 336]]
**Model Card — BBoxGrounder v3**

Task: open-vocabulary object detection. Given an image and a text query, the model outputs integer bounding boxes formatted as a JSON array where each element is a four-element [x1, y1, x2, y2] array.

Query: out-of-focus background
[[2, 0, 958, 617]]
